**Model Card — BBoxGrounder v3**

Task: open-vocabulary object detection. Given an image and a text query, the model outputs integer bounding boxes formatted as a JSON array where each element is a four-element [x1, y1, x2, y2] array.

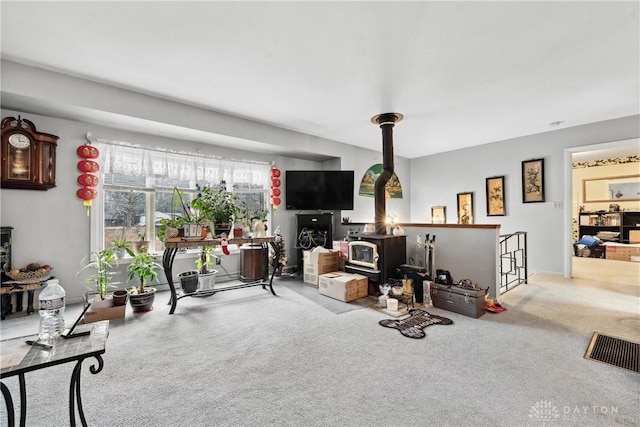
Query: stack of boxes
[[303, 246, 368, 303]]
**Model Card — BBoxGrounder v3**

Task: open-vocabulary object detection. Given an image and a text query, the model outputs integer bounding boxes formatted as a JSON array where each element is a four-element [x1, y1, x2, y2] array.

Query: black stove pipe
[[371, 112, 403, 235]]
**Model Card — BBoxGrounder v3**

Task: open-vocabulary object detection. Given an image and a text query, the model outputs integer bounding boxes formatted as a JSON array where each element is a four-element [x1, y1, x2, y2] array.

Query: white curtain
[[97, 142, 270, 188]]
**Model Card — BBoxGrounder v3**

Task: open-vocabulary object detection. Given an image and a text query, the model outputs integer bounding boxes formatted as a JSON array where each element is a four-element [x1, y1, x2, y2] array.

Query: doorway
[[564, 138, 640, 279]]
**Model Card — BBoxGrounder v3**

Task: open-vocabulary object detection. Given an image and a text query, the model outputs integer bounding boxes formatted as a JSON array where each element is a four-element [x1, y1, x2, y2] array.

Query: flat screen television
[[285, 170, 354, 211]]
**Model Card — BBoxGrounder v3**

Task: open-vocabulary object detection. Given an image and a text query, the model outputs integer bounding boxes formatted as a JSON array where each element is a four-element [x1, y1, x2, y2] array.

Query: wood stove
[[346, 113, 407, 294], [345, 234, 406, 293]]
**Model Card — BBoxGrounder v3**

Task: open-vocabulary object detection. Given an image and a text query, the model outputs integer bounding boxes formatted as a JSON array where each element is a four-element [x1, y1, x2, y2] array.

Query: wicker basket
[[7, 268, 53, 283]]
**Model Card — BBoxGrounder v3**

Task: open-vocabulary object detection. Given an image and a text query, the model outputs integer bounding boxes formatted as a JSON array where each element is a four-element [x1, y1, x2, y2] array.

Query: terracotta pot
[[112, 289, 129, 306]]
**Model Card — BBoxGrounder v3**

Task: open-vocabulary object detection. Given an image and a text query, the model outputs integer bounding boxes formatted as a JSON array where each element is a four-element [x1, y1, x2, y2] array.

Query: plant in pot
[[269, 229, 287, 276], [77, 248, 121, 309], [191, 185, 239, 237], [132, 233, 150, 253], [158, 187, 207, 239], [111, 239, 133, 259], [195, 245, 219, 291], [126, 250, 162, 313], [233, 201, 250, 238]]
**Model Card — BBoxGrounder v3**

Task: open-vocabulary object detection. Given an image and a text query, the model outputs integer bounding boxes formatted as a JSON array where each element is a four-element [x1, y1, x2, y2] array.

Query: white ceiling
[[1, 1, 639, 159]]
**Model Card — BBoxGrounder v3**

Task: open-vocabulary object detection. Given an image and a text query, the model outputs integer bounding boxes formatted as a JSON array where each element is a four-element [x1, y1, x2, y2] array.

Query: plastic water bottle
[[38, 279, 65, 342]]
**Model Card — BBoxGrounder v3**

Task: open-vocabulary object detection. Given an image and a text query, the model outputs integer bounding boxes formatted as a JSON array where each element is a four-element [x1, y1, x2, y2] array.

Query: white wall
[[409, 115, 640, 275], [0, 108, 411, 303], [2, 61, 638, 299]]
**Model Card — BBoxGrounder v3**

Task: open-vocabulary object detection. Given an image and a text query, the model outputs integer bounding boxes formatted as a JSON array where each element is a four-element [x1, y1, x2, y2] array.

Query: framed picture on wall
[[522, 158, 545, 203], [486, 176, 506, 216], [431, 206, 446, 224], [456, 192, 474, 224]]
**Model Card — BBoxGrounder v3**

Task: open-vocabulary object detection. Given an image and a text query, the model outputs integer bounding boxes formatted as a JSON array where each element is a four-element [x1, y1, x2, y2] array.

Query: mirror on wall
[[583, 174, 640, 202]]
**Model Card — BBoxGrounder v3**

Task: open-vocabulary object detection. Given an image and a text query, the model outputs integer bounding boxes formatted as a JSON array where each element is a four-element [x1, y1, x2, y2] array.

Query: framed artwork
[[431, 206, 446, 224], [486, 176, 506, 216], [456, 192, 474, 224], [522, 158, 545, 203]]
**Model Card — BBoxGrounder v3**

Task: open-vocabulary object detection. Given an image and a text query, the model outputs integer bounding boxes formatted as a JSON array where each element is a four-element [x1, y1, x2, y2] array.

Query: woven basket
[[7, 269, 52, 283]]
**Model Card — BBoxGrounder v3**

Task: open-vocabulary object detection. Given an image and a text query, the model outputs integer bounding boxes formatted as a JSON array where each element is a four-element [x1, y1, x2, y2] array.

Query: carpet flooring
[[1, 270, 639, 426]]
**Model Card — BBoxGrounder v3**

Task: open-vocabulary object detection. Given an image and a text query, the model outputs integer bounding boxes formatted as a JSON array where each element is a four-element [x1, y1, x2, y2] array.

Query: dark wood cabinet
[[622, 211, 640, 243], [1, 116, 58, 190], [578, 211, 640, 243]]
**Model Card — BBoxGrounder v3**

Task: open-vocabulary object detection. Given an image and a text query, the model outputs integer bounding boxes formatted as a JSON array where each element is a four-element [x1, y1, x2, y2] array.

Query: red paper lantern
[[77, 160, 100, 173], [77, 174, 99, 187], [271, 197, 281, 206], [271, 168, 281, 178], [76, 145, 100, 159], [77, 188, 98, 201], [271, 178, 281, 188], [271, 188, 281, 197]]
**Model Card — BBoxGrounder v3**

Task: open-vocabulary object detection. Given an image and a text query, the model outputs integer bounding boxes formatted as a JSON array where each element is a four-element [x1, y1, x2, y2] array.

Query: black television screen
[[285, 170, 354, 211]]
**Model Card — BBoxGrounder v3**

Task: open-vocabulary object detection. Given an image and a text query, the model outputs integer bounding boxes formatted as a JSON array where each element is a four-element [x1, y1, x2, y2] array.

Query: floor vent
[[584, 332, 639, 374]]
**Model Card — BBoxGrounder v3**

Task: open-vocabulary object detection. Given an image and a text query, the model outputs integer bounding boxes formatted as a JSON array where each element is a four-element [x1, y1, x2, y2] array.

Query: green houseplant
[[78, 248, 120, 306], [111, 239, 133, 259], [191, 185, 240, 237], [126, 250, 162, 312], [158, 187, 206, 240], [195, 245, 218, 291]]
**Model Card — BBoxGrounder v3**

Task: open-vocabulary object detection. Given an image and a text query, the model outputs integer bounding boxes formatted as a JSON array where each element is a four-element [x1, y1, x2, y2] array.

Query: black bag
[[435, 269, 453, 285]]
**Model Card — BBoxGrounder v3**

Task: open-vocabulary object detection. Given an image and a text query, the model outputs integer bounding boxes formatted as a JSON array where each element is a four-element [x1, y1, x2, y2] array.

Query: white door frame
[[563, 138, 640, 278]]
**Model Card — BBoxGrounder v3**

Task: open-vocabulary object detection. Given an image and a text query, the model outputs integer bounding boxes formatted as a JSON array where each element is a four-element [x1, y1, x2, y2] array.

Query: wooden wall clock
[[1, 116, 59, 190]]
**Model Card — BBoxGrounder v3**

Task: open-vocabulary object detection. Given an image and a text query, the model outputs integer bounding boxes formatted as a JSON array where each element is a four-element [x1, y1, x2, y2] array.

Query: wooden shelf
[[164, 236, 274, 249]]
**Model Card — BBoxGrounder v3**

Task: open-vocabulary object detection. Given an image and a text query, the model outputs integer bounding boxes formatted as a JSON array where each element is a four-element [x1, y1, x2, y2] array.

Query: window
[[94, 142, 270, 253]]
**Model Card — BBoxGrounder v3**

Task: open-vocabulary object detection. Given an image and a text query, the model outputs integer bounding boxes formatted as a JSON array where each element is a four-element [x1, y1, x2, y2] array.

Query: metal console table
[[1, 320, 109, 427], [162, 237, 279, 315]]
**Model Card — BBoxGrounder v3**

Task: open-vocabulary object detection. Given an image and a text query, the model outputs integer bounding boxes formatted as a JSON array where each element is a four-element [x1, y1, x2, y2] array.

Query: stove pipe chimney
[[371, 112, 403, 235]]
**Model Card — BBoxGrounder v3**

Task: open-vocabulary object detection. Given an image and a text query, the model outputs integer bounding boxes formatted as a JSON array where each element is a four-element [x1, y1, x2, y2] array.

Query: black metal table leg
[[0, 294, 11, 320], [162, 248, 179, 314], [18, 374, 25, 427], [1, 381, 15, 427], [69, 355, 104, 427], [26, 291, 35, 315]]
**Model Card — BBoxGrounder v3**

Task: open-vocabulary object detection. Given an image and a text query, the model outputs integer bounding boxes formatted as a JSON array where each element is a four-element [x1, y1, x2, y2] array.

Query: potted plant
[[158, 216, 186, 241], [270, 230, 287, 276], [126, 250, 162, 313], [196, 245, 218, 291], [111, 239, 133, 259], [158, 187, 206, 240], [132, 233, 149, 253], [177, 270, 199, 294], [77, 248, 119, 309], [191, 185, 239, 237]]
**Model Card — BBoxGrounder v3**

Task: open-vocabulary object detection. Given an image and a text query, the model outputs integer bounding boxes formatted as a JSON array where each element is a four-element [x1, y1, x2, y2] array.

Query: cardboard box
[[84, 304, 126, 323], [605, 244, 640, 262], [629, 230, 640, 244], [318, 272, 368, 302], [333, 241, 349, 257], [303, 250, 340, 287]]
